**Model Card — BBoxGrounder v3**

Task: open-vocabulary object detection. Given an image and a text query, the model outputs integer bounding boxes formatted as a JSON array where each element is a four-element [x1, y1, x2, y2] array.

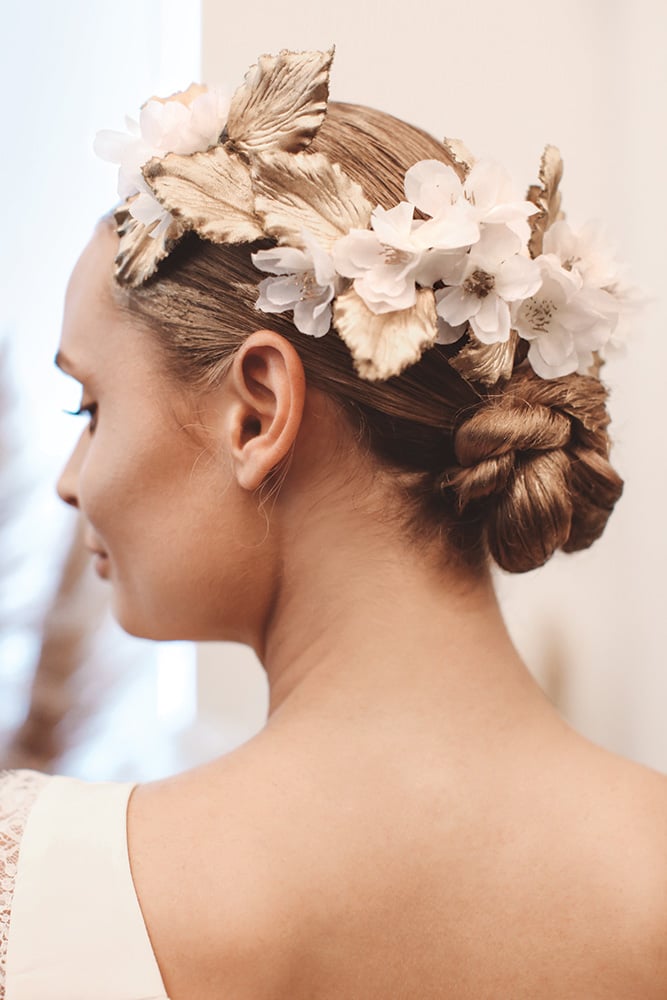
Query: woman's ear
[[226, 330, 306, 491]]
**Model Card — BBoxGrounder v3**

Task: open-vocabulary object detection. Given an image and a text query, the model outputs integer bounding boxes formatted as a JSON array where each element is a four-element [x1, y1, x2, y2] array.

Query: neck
[[255, 509, 547, 732]]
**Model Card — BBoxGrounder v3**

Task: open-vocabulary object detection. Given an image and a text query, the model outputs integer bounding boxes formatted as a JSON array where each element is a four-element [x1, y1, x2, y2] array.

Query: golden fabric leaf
[[333, 286, 438, 381], [143, 146, 264, 244], [450, 329, 519, 386], [114, 203, 183, 287], [226, 48, 334, 155], [252, 150, 372, 251], [442, 137, 476, 181], [527, 145, 564, 257]]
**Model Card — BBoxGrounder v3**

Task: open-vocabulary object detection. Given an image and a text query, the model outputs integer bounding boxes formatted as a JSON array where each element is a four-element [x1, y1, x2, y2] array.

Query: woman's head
[[112, 97, 623, 576], [57, 50, 625, 641]]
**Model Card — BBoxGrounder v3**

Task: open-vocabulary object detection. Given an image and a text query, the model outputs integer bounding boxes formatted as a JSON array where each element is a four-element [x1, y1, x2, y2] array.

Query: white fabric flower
[[403, 160, 470, 220], [94, 85, 229, 238], [435, 226, 541, 344], [332, 205, 421, 314], [598, 278, 644, 363], [333, 197, 479, 315], [252, 231, 337, 337], [403, 159, 463, 214], [543, 219, 621, 289], [513, 254, 619, 378], [331, 159, 537, 319], [464, 159, 538, 249], [403, 158, 537, 250], [535, 219, 638, 370]]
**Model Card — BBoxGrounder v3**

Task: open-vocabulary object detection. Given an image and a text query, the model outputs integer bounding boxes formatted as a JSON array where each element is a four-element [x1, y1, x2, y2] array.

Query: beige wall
[[197, 0, 667, 769]]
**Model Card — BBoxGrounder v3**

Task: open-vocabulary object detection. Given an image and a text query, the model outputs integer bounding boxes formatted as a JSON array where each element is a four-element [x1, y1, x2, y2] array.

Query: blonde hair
[[117, 102, 623, 574]]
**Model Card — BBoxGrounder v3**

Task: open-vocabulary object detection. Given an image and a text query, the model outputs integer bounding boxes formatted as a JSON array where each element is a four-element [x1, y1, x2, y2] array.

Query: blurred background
[[1, 0, 665, 779]]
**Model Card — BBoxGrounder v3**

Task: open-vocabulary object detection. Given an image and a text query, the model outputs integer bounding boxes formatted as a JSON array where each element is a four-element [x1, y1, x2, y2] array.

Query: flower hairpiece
[[95, 47, 636, 384]]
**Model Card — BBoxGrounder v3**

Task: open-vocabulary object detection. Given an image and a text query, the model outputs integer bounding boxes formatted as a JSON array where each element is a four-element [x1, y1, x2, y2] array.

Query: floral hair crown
[[95, 48, 634, 384]]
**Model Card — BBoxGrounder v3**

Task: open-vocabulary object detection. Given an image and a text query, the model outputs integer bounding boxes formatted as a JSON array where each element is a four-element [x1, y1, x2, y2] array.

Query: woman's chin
[[111, 600, 178, 642], [111, 603, 209, 642], [110, 590, 247, 644]]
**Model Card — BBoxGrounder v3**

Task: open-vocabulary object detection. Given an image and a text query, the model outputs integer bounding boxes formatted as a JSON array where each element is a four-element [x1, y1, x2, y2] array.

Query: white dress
[[0, 769, 169, 999]]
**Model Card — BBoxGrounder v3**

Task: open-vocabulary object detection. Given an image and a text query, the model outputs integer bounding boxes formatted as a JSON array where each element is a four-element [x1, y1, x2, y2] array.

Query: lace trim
[[0, 769, 50, 997]]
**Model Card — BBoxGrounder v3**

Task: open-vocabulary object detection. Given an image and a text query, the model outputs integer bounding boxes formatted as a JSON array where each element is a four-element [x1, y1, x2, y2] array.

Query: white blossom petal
[[494, 254, 542, 301], [302, 230, 336, 286], [293, 297, 332, 337], [528, 337, 578, 379], [370, 202, 416, 250], [544, 219, 624, 291], [333, 230, 385, 277], [140, 99, 187, 150], [465, 159, 516, 212], [93, 128, 137, 164], [125, 115, 140, 136], [411, 205, 479, 251], [543, 218, 578, 262], [252, 246, 311, 275], [354, 267, 419, 314], [436, 285, 481, 326], [470, 294, 511, 344], [256, 274, 303, 310], [404, 160, 463, 217], [472, 224, 523, 268], [414, 248, 469, 286], [464, 160, 537, 250]]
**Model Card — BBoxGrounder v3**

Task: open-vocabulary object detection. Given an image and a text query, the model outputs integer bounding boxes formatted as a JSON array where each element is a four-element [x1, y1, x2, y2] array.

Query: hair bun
[[442, 370, 623, 573]]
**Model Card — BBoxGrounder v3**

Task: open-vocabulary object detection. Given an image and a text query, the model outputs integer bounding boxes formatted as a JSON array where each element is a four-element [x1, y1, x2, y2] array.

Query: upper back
[[128, 720, 667, 1000]]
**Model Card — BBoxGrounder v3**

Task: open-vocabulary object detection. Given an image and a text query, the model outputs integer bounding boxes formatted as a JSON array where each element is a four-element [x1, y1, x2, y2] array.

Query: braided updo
[[117, 102, 623, 575], [441, 370, 622, 573]]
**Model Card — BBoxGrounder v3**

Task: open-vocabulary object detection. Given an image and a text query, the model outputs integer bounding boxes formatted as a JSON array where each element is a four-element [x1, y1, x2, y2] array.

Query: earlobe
[[228, 331, 306, 492]]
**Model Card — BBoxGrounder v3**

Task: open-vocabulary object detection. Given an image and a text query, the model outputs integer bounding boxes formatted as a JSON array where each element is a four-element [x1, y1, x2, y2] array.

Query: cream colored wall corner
[[198, 0, 667, 769]]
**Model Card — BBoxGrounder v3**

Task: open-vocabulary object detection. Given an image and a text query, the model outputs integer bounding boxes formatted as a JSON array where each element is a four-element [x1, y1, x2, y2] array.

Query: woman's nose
[[56, 431, 87, 509]]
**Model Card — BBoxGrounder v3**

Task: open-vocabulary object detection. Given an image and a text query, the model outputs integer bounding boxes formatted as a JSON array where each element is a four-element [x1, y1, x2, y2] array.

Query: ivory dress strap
[[5, 775, 169, 1000]]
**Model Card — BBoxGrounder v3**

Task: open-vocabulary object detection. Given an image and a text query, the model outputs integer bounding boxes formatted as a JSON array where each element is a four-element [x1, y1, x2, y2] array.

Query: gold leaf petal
[[252, 151, 372, 252], [113, 203, 183, 287], [450, 329, 519, 386], [333, 287, 438, 382], [442, 137, 476, 180], [143, 147, 264, 244], [526, 145, 565, 257], [226, 48, 334, 155]]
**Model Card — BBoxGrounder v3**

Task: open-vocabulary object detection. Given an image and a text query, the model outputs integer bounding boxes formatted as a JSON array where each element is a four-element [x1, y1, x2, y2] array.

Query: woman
[[2, 48, 666, 999]]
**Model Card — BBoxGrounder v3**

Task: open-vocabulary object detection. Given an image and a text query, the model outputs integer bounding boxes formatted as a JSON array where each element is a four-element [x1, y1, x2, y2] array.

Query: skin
[[56, 224, 667, 999]]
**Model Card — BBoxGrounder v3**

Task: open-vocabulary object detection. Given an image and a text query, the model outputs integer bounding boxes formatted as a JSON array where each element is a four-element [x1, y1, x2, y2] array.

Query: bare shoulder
[[621, 762, 667, 994], [127, 742, 311, 1000], [568, 740, 667, 992], [581, 741, 667, 850]]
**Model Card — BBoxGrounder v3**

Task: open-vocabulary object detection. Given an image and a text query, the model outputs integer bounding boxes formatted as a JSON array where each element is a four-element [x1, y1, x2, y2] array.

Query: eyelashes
[[63, 403, 98, 432]]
